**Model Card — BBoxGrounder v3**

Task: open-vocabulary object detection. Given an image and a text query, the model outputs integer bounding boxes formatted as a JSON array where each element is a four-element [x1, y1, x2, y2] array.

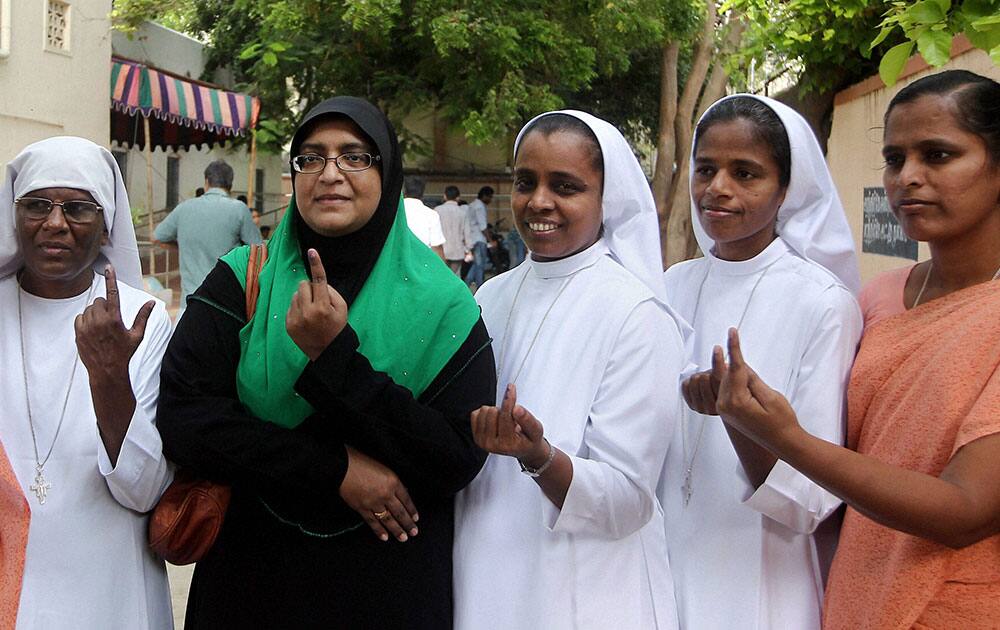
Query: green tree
[[731, 0, 1000, 143], [871, 0, 1000, 84], [115, 0, 671, 149], [114, 0, 736, 263]]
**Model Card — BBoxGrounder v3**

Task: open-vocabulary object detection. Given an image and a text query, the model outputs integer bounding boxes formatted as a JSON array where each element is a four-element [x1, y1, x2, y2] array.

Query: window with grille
[[46, 1, 70, 52], [166, 156, 180, 209]]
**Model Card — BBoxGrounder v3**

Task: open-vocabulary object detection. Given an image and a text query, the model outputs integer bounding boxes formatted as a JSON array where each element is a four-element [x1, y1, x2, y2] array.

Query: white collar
[[705, 237, 789, 277], [528, 239, 609, 280]]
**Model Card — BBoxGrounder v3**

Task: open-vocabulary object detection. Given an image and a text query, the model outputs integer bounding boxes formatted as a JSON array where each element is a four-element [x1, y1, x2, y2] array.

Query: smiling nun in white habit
[[0, 137, 173, 629], [453, 110, 688, 630], [658, 94, 863, 629]]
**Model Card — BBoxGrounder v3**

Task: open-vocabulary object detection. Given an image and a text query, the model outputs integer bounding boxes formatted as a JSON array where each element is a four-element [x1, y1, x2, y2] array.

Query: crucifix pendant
[[30, 466, 51, 504], [682, 469, 693, 507]]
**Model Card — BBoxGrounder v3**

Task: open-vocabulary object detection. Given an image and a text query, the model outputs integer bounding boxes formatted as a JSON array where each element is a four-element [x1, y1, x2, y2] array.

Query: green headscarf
[[222, 97, 480, 428]]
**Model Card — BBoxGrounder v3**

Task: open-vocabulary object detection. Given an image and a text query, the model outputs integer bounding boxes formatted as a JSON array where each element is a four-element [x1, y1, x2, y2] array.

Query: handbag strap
[[244, 243, 268, 320]]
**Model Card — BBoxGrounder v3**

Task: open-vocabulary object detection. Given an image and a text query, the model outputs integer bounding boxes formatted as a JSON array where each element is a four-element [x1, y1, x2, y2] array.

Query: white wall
[[0, 0, 111, 167], [111, 20, 234, 85]]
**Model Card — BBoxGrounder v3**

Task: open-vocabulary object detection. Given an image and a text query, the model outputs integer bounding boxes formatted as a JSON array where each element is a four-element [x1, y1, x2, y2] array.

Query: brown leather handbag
[[149, 243, 268, 565]]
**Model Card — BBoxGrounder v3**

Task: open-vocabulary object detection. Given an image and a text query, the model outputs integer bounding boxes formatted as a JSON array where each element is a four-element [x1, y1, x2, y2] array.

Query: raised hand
[[339, 447, 419, 543], [286, 248, 348, 360], [74, 265, 154, 378], [713, 328, 799, 448], [471, 384, 549, 468]]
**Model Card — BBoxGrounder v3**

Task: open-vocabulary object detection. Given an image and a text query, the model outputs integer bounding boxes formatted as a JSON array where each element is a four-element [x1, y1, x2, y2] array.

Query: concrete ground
[[167, 563, 194, 629]]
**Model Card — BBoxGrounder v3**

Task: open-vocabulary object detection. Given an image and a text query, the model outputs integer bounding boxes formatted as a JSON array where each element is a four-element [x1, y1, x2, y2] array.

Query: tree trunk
[[652, 42, 680, 260], [663, 0, 717, 267], [696, 18, 746, 121], [773, 82, 838, 154]]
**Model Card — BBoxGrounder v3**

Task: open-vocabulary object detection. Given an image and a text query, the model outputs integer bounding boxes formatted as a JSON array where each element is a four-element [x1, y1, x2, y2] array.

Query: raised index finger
[[104, 264, 122, 317], [499, 383, 516, 418], [727, 328, 747, 370], [307, 248, 327, 285]]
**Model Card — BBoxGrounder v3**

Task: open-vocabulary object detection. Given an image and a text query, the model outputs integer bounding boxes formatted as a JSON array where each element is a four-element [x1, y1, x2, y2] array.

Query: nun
[[0, 136, 174, 628], [659, 94, 863, 629], [453, 111, 688, 630]]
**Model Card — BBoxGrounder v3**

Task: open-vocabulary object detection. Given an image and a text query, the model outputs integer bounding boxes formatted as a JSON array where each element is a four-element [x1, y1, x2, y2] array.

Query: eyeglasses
[[16, 197, 104, 225], [290, 152, 381, 174]]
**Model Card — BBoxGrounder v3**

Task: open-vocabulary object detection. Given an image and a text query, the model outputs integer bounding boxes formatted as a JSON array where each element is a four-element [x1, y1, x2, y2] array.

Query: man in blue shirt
[[153, 160, 261, 306]]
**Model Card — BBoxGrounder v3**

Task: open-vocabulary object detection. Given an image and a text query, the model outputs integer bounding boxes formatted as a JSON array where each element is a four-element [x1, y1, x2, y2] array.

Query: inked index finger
[[104, 265, 122, 316], [499, 383, 516, 418], [727, 328, 747, 370], [307, 248, 327, 285], [711, 345, 727, 384]]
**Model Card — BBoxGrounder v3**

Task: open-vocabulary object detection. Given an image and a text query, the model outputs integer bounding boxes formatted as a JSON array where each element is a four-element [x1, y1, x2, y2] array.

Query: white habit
[[661, 239, 861, 629], [659, 94, 862, 630], [455, 241, 685, 629], [455, 109, 688, 630], [0, 136, 174, 629], [0, 274, 173, 629]]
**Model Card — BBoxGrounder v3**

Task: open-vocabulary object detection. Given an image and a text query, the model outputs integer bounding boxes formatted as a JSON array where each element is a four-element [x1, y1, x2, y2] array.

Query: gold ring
[[373, 509, 389, 520]]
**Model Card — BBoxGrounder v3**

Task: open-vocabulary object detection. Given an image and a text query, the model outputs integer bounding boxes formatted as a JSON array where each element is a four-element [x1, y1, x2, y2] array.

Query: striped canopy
[[110, 56, 260, 150]]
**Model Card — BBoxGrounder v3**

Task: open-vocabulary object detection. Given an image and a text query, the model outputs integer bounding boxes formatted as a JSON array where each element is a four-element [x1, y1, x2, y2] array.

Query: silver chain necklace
[[496, 266, 582, 387], [16, 278, 96, 504], [912, 262, 1000, 308], [681, 259, 774, 507]]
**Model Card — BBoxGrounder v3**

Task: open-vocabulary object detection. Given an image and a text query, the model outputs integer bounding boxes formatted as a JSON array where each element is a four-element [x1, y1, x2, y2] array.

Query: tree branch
[[696, 16, 746, 121], [662, 0, 718, 266], [653, 41, 680, 244]]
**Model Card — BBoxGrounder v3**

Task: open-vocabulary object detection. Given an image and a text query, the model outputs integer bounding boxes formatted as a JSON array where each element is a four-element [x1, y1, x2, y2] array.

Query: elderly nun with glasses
[[156, 96, 495, 628], [0, 136, 174, 629]]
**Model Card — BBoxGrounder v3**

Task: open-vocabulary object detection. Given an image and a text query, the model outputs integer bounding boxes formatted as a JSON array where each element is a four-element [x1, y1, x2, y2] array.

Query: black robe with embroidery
[[157, 262, 495, 629]]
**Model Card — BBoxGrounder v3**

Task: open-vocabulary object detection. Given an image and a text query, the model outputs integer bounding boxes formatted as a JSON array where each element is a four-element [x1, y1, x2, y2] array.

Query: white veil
[[690, 94, 861, 295], [515, 110, 671, 301], [0, 136, 142, 287]]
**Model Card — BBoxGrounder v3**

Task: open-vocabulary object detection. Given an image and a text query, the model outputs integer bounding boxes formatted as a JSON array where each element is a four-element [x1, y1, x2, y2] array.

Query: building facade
[[0, 0, 110, 167]]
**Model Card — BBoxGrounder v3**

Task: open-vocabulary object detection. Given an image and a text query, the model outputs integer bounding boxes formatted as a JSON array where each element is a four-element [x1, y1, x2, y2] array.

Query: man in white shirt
[[465, 186, 492, 289], [402, 176, 446, 261], [434, 186, 470, 277]]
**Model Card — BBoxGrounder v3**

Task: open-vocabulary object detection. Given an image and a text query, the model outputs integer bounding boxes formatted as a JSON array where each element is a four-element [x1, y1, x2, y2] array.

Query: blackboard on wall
[[862, 187, 918, 260]]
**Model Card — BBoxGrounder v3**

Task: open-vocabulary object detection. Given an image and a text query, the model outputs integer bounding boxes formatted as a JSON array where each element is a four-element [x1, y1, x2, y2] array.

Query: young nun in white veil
[[453, 111, 687, 630], [659, 95, 862, 629]]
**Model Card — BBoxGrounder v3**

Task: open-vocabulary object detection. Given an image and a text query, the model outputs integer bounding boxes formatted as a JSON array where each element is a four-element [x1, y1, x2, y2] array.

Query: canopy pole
[[246, 128, 258, 208], [144, 115, 155, 277]]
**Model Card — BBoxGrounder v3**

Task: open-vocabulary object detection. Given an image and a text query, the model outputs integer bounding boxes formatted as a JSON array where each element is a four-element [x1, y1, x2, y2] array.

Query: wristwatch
[[518, 439, 556, 477]]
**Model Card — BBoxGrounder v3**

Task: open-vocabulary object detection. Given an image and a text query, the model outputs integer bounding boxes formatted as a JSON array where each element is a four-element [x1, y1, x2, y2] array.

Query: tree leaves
[[916, 29, 953, 65], [880, 40, 915, 85], [907, 0, 946, 23], [870, 0, 999, 86]]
